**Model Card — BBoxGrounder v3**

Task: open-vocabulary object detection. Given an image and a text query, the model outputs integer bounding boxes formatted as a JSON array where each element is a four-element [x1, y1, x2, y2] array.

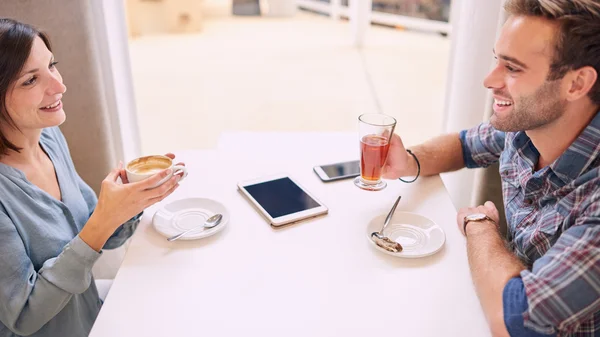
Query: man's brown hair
[[504, 0, 600, 105]]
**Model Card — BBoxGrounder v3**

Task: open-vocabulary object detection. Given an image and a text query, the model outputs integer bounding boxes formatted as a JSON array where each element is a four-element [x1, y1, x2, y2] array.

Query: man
[[382, 1, 600, 336]]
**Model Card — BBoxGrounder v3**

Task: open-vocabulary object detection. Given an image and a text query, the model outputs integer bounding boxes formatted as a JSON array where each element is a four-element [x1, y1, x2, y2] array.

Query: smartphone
[[313, 160, 360, 182]]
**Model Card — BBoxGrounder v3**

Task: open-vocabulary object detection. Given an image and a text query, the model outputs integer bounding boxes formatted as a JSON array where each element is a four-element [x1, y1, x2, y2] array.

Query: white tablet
[[237, 174, 328, 227]]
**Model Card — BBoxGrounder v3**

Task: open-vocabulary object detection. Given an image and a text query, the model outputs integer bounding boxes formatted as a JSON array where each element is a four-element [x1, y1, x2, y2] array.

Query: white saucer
[[153, 198, 229, 240], [366, 212, 445, 258]]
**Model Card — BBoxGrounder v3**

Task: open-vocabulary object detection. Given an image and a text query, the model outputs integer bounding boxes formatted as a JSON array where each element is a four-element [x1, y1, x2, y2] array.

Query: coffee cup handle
[[173, 165, 188, 182]]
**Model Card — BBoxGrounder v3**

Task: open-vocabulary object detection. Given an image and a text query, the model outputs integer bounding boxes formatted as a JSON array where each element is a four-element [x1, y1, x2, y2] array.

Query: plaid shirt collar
[[509, 109, 600, 188]]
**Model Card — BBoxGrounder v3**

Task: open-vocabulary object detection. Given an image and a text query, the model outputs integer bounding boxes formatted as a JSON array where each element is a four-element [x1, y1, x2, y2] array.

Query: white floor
[[129, 11, 451, 155]]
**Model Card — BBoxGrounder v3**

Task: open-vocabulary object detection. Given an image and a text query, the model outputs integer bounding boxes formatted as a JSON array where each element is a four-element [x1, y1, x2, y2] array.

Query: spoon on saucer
[[371, 196, 403, 253], [167, 213, 223, 242]]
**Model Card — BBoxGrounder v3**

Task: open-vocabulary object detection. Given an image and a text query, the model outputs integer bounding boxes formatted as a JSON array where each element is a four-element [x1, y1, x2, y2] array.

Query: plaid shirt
[[460, 112, 600, 336]]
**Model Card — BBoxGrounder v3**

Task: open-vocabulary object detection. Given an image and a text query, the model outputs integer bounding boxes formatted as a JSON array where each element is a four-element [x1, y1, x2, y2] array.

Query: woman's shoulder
[[41, 126, 66, 143], [40, 127, 70, 154]]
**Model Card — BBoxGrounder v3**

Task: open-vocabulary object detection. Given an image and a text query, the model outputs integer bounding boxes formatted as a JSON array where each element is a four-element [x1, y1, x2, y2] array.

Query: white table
[[90, 132, 490, 337]]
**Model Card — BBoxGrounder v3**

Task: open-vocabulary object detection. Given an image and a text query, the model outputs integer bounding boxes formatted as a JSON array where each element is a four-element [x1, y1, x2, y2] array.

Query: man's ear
[[565, 66, 598, 102]]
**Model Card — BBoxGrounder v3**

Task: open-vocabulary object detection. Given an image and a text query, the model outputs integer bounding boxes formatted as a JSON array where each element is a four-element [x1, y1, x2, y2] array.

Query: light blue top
[[0, 127, 140, 337]]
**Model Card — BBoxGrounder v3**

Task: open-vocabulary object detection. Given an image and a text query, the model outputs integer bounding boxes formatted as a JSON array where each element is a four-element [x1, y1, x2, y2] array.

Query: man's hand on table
[[456, 201, 501, 236]]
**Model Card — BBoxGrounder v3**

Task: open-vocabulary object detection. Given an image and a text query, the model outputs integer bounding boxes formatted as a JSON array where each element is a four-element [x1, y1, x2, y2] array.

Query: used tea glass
[[354, 113, 397, 191]]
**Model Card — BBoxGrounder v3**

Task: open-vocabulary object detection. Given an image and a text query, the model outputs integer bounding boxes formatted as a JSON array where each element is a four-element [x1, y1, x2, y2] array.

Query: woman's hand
[[101, 153, 186, 226], [119, 153, 185, 184], [97, 166, 180, 226], [80, 153, 186, 251]]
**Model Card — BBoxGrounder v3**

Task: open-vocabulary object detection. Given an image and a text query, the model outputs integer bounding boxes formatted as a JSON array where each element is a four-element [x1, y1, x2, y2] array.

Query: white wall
[[88, 0, 143, 279], [91, 0, 142, 163], [441, 0, 506, 209]]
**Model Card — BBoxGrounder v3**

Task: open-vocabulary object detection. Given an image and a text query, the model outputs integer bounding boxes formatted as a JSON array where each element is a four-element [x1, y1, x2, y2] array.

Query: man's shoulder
[[581, 183, 600, 218], [565, 171, 600, 218]]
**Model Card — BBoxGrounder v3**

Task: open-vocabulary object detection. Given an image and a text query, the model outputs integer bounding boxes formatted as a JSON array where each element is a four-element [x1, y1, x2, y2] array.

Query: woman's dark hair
[[0, 18, 52, 156]]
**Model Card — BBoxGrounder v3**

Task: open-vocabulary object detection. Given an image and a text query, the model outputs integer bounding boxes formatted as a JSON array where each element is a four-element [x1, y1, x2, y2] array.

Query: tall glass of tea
[[354, 113, 397, 191]]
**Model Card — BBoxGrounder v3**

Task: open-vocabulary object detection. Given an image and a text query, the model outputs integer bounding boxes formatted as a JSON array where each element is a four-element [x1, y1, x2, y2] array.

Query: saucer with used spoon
[[153, 197, 229, 241], [371, 195, 403, 253], [366, 205, 445, 258], [167, 213, 223, 242]]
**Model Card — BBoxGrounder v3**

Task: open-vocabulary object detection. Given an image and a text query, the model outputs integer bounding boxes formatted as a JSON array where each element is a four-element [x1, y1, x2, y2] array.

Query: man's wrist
[[399, 149, 421, 183], [407, 151, 419, 176], [465, 220, 498, 237]]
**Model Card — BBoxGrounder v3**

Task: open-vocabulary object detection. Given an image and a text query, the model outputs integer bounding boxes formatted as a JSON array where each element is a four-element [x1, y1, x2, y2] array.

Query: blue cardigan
[[0, 127, 139, 337]]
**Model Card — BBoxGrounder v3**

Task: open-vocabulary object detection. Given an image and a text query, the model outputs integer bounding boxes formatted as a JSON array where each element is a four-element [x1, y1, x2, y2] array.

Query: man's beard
[[490, 80, 566, 132]]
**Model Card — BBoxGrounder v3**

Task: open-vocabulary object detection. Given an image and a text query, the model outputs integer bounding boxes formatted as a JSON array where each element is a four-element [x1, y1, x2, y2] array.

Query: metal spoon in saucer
[[167, 213, 223, 242], [371, 196, 403, 253]]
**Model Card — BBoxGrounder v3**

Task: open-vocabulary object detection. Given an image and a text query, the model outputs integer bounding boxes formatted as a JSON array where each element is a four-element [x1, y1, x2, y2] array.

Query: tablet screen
[[243, 177, 321, 218]]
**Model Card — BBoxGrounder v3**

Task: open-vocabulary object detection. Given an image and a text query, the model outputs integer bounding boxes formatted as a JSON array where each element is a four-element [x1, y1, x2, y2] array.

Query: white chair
[[95, 279, 114, 302], [92, 241, 131, 301]]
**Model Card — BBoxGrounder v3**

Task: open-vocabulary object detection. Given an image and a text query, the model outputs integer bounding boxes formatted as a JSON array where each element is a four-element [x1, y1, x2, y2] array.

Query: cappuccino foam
[[127, 156, 171, 175], [132, 167, 165, 175]]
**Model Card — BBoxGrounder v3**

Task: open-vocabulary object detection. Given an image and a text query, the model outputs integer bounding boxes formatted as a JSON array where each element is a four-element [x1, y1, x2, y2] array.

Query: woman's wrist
[[79, 212, 115, 252]]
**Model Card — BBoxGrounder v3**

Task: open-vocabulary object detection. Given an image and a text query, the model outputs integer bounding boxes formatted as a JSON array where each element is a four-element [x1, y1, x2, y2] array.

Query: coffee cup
[[125, 155, 188, 188]]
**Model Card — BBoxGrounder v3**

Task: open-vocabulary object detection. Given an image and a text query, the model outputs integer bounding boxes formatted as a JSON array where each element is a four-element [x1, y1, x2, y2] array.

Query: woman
[[0, 19, 183, 336]]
